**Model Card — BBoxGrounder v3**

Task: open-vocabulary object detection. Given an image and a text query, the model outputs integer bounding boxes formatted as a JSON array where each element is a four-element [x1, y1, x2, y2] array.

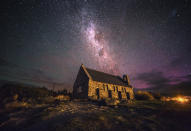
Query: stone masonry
[[73, 64, 134, 100]]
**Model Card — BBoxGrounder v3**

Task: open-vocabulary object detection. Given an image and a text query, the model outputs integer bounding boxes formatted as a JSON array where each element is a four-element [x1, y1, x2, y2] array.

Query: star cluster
[[82, 21, 119, 74]]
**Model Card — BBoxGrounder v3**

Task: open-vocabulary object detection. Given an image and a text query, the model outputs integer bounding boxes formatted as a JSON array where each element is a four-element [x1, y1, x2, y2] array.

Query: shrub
[[152, 92, 162, 100], [55, 95, 70, 101], [13, 94, 19, 101], [5, 101, 29, 109], [0, 84, 51, 101], [105, 99, 120, 106], [135, 91, 155, 100]]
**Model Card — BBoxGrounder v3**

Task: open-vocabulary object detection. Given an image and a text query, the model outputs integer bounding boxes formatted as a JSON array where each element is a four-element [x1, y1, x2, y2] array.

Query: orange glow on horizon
[[162, 95, 190, 103], [175, 96, 189, 103]]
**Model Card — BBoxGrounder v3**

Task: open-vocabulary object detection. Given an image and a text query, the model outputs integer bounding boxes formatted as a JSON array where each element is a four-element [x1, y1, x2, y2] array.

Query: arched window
[[106, 85, 108, 90]]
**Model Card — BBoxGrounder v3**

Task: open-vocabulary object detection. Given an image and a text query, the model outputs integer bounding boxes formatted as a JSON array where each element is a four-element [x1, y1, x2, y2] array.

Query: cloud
[[134, 71, 191, 95], [165, 75, 191, 95], [0, 58, 18, 67], [0, 58, 54, 84], [134, 71, 170, 88]]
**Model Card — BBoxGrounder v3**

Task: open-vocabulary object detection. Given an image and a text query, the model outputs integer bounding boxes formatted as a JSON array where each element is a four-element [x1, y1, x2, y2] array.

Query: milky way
[[1, 0, 191, 89], [82, 21, 119, 75]]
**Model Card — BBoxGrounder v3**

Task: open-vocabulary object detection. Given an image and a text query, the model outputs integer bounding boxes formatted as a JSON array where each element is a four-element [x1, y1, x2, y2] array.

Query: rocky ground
[[0, 100, 191, 131]]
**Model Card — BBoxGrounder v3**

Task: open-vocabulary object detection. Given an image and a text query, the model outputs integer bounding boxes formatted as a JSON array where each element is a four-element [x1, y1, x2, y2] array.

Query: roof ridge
[[86, 67, 118, 78], [81, 64, 92, 80], [84, 66, 130, 87]]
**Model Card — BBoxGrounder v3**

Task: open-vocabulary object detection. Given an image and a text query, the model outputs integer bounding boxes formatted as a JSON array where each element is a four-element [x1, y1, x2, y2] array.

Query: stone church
[[73, 64, 134, 100]]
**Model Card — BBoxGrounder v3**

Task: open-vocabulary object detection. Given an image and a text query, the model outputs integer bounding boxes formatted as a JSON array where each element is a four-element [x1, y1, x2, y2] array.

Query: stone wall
[[121, 92, 127, 99], [73, 65, 134, 100], [99, 89, 109, 99], [73, 66, 89, 99], [88, 80, 134, 100], [111, 91, 119, 99]]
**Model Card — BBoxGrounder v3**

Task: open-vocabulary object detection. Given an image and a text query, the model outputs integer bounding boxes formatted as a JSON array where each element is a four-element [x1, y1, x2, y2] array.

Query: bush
[[152, 92, 162, 100], [0, 84, 51, 101], [135, 91, 154, 100], [5, 101, 30, 109], [13, 94, 19, 101], [55, 95, 70, 101], [105, 99, 120, 106]]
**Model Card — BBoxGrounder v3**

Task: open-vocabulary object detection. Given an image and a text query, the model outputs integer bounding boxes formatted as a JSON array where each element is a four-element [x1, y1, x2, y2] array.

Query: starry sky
[[1, 0, 191, 90]]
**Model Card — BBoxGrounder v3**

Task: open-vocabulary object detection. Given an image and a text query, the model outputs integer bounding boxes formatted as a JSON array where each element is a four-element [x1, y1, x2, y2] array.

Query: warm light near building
[[162, 95, 190, 103], [175, 96, 189, 103]]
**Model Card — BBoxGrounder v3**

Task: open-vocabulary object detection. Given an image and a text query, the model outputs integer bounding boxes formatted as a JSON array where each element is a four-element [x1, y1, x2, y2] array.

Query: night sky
[[1, 0, 191, 90]]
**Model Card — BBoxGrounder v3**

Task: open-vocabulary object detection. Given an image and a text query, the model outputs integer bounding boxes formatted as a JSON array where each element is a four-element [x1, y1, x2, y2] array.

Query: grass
[[1, 99, 191, 131]]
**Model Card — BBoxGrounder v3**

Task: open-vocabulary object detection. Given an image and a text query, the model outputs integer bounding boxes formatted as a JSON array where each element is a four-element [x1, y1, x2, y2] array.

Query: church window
[[106, 85, 109, 90]]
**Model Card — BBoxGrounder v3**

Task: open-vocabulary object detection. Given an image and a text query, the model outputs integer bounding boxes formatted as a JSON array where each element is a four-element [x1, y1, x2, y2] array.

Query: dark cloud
[[134, 71, 170, 88], [135, 71, 191, 95], [0, 58, 18, 67], [165, 76, 191, 96], [179, 74, 191, 81], [0, 58, 54, 84], [0, 57, 72, 90]]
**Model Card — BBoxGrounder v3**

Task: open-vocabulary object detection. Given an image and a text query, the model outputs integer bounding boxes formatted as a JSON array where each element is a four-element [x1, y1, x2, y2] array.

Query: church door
[[108, 90, 112, 98], [96, 88, 100, 99]]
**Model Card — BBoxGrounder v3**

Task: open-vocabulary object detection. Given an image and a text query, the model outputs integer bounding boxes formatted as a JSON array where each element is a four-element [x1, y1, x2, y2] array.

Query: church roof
[[85, 67, 132, 87]]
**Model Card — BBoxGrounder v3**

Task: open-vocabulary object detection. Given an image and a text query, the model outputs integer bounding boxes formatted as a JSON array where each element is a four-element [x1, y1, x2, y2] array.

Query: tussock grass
[[1, 100, 191, 131], [5, 101, 30, 109], [135, 91, 155, 100]]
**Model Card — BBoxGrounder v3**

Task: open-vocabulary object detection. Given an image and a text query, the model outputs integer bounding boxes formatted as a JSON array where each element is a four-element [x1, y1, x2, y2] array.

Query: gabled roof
[[84, 66, 131, 87]]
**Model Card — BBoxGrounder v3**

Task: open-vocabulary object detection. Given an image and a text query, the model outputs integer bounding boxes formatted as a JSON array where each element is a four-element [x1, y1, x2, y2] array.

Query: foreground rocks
[[0, 100, 191, 131]]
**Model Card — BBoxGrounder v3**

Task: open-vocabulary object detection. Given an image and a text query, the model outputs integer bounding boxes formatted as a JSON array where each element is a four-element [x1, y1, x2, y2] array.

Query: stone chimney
[[123, 74, 130, 85]]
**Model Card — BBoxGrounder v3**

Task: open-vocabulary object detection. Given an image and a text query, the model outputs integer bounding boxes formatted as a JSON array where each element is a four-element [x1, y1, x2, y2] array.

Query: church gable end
[[73, 65, 134, 100], [73, 65, 90, 98]]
